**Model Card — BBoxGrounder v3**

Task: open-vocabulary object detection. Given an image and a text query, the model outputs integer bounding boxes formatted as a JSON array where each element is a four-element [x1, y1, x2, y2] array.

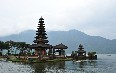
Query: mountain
[[0, 29, 116, 54]]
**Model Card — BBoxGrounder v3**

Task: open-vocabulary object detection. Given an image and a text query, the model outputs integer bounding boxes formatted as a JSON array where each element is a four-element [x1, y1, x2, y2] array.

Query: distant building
[[77, 44, 86, 56]]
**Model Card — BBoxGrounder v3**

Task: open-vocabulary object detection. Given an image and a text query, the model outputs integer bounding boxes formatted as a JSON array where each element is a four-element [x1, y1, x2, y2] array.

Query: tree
[[88, 52, 96, 57], [0, 41, 4, 55], [5, 40, 14, 55]]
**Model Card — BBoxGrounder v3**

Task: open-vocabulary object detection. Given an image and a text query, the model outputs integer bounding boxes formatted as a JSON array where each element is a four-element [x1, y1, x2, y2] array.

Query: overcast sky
[[0, 0, 116, 40]]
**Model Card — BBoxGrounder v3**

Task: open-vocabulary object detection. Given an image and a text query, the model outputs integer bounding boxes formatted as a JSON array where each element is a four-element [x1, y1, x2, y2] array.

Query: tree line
[[0, 40, 32, 56]]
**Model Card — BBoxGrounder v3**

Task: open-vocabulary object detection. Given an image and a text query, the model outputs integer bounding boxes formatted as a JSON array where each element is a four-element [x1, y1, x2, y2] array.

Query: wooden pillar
[[53, 48, 55, 59], [35, 49, 39, 55], [59, 49, 61, 55]]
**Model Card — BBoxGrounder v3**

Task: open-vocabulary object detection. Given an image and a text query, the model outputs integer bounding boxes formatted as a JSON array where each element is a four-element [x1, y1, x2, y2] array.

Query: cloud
[[0, 0, 116, 39]]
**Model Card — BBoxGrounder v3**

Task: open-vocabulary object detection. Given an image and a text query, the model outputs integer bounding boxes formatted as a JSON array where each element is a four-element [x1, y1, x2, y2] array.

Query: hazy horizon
[[0, 29, 115, 40]]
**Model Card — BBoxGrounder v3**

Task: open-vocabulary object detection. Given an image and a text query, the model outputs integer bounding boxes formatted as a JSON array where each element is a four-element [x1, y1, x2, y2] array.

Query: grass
[[47, 58, 73, 62], [10, 58, 73, 63]]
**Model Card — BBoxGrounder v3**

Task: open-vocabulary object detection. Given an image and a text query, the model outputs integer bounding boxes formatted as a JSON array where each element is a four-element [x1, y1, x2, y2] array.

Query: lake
[[0, 54, 116, 73]]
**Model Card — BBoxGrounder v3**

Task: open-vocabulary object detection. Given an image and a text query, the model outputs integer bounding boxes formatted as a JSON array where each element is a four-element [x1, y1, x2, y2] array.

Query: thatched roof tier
[[29, 44, 52, 49], [77, 50, 86, 53], [78, 44, 84, 49], [53, 43, 68, 49]]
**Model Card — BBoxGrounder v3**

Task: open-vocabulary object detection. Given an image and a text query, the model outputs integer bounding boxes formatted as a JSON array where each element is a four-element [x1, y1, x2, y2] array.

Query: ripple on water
[[0, 61, 34, 73]]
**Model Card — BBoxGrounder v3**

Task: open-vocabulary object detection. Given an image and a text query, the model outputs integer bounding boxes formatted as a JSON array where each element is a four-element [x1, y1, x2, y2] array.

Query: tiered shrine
[[30, 17, 52, 57], [71, 44, 97, 60], [77, 44, 86, 56]]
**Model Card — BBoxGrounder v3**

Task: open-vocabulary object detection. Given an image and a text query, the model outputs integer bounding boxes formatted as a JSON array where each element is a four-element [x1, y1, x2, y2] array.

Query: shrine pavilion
[[53, 43, 68, 58], [71, 44, 86, 60]]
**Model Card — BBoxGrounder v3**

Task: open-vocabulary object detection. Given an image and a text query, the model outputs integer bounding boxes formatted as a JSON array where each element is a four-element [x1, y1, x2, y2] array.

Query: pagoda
[[34, 16, 48, 44], [77, 44, 86, 56], [71, 44, 86, 60], [30, 17, 52, 57]]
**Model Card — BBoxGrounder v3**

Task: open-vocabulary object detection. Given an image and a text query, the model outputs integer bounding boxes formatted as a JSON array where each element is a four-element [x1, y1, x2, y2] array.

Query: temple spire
[[33, 17, 49, 44]]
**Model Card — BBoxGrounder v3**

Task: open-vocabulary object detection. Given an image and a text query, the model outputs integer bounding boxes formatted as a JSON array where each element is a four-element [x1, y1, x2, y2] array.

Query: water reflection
[[29, 61, 65, 73], [28, 60, 97, 73], [73, 60, 97, 68], [0, 60, 98, 73], [70, 60, 97, 73], [0, 61, 34, 73]]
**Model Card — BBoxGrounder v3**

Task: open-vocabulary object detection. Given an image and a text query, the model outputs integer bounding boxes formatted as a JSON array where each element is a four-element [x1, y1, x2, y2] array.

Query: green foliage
[[88, 52, 96, 56], [0, 40, 31, 56], [48, 49, 52, 55], [0, 41, 10, 49], [0, 52, 2, 56], [71, 51, 74, 55]]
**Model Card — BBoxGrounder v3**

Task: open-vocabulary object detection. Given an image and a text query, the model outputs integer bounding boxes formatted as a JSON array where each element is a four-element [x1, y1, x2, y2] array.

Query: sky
[[0, 0, 116, 40]]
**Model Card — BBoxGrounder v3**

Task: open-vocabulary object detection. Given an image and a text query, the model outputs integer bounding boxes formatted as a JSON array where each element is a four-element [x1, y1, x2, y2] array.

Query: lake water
[[0, 54, 116, 73]]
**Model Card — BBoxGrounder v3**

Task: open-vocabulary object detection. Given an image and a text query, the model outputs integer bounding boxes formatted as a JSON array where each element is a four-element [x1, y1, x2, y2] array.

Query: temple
[[29, 17, 68, 60], [77, 44, 86, 56], [0, 16, 97, 63], [77, 44, 86, 60], [29, 17, 52, 58], [71, 44, 97, 60]]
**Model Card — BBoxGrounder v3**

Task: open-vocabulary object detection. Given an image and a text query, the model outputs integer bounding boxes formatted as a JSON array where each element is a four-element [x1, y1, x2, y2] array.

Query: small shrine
[[53, 43, 68, 59], [77, 44, 86, 56], [71, 44, 97, 60]]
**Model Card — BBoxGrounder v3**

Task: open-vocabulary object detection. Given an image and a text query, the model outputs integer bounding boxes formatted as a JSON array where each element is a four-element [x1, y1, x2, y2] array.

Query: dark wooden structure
[[76, 44, 86, 60], [53, 43, 68, 58], [72, 44, 97, 60], [29, 17, 52, 57], [77, 44, 86, 56]]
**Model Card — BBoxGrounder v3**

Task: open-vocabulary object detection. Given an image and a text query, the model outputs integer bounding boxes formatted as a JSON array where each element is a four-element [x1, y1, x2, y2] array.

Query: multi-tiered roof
[[30, 17, 52, 49], [77, 44, 86, 55], [33, 17, 49, 44]]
